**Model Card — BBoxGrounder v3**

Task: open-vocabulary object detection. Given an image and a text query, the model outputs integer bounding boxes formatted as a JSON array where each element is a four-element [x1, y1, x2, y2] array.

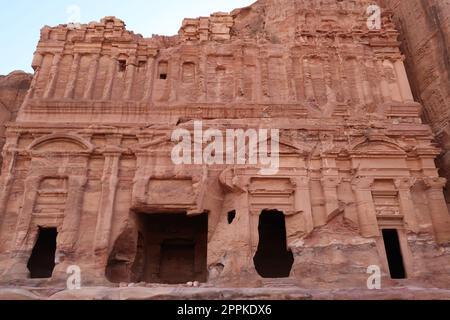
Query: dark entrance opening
[[135, 213, 208, 284], [253, 210, 294, 278], [118, 60, 127, 72], [382, 229, 406, 279], [228, 210, 236, 224], [159, 239, 195, 284], [27, 227, 58, 279]]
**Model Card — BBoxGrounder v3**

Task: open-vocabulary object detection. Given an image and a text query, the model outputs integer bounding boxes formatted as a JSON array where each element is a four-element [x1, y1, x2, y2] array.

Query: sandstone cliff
[[0, 71, 32, 164], [381, 0, 450, 208]]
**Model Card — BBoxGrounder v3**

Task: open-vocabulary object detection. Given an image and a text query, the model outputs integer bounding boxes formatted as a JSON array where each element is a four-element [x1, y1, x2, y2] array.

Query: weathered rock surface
[[0, 71, 32, 164], [381, 0, 450, 208], [0, 71, 31, 121]]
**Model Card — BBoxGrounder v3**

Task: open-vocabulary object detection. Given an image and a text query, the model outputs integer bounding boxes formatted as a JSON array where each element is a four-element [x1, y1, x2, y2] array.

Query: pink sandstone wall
[[0, 71, 32, 152], [380, 0, 450, 207], [0, 0, 449, 294]]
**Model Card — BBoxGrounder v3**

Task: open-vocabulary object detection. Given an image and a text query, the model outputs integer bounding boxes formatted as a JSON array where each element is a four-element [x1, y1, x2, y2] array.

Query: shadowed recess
[[254, 210, 294, 278]]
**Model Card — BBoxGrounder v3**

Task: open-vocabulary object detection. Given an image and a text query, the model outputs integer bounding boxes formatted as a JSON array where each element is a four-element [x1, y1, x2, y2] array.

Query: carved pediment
[[28, 134, 94, 154], [354, 141, 405, 153], [350, 135, 407, 155], [249, 177, 295, 216]]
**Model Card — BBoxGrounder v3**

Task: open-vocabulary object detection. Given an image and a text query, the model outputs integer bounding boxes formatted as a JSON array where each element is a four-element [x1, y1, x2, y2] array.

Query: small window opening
[[158, 61, 168, 80], [182, 62, 196, 82], [118, 60, 127, 72], [228, 210, 236, 224], [382, 229, 407, 279], [27, 227, 58, 279], [138, 60, 147, 68]]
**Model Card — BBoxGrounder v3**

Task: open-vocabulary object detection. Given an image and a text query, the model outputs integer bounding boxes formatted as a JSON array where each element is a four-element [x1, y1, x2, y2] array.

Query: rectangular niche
[[372, 179, 400, 217], [134, 212, 208, 284], [147, 179, 196, 206], [34, 177, 68, 217], [249, 178, 295, 215]]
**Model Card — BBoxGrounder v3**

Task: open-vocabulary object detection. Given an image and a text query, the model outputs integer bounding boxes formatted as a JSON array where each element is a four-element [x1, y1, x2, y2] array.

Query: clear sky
[[0, 0, 256, 75]]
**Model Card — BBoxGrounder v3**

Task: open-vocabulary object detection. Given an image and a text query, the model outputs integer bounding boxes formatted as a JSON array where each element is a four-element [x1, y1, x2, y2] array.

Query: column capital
[[423, 177, 447, 190], [236, 176, 251, 190], [24, 175, 43, 186], [321, 176, 341, 188], [52, 53, 63, 61], [351, 176, 374, 190], [91, 53, 101, 60], [68, 175, 88, 189], [290, 176, 310, 188], [394, 177, 417, 190]]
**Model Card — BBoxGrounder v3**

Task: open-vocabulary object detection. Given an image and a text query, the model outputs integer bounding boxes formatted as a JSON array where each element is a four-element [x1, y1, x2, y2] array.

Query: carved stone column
[[293, 55, 304, 101], [52, 174, 88, 279], [43, 53, 62, 99], [323, 57, 336, 104], [340, 59, 352, 104], [131, 154, 148, 207], [83, 54, 100, 99], [254, 51, 263, 103], [260, 56, 270, 102], [189, 168, 208, 216], [384, 59, 402, 102], [377, 59, 391, 103], [199, 54, 208, 102], [352, 58, 366, 105], [292, 176, 314, 234], [287, 55, 297, 102], [242, 192, 254, 253], [351, 177, 380, 237], [102, 56, 117, 100], [1, 175, 41, 279], [321, 176, 341, 221], [394, 59, 414, 103], [0, 132, 19, 225], [142, 56, 156, 102], [303, 58, 315, 102], [234, 49, 245, 102], [423, 177, 450, 244], [233, 177, 253, 269], [58, 175, 88, 255], [394, 178, 419, 233], [124, 56, 137, 100], [360, 58, 374, 105], [93, 148, 122, 266], [64, 53, 81, 99], [13, 176, 41, 253]]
